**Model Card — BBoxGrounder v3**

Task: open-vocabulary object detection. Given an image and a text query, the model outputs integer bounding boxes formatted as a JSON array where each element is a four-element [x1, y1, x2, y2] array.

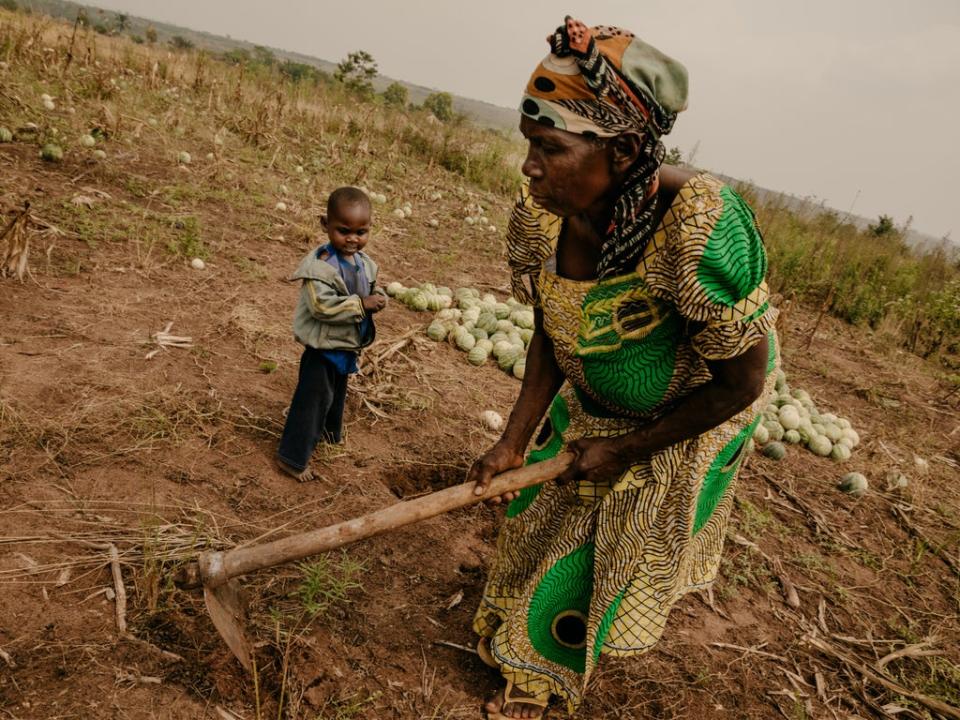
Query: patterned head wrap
[[520, 17, 689, 279]]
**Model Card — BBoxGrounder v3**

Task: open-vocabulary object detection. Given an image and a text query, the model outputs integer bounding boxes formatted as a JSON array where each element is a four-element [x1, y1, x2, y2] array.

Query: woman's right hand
[[467, 441, 525, 504]]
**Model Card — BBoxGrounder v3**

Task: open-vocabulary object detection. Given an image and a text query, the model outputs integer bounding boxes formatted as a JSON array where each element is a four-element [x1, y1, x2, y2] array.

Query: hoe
[[177, 453, 573, 670]]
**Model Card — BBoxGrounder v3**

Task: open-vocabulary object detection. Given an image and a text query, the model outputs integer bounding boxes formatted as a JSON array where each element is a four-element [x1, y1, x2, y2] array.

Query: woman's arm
[[556, 335, 769, 485], [468, 308, 565, 498]]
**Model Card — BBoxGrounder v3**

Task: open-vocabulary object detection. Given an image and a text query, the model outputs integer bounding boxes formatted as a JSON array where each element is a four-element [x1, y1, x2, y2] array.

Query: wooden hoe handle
[[198, 452, 573, 588]]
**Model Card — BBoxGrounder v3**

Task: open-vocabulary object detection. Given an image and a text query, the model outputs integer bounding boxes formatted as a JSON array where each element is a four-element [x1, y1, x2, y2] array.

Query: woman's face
[[519, 115, 613, 218]]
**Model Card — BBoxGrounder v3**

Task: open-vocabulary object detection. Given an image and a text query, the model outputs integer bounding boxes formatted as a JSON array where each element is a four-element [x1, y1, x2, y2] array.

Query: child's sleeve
[[303, 279, 367, 324]]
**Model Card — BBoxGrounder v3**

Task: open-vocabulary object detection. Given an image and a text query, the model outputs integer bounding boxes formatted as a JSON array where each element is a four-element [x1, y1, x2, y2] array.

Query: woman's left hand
[[555, 436, 636, 485]]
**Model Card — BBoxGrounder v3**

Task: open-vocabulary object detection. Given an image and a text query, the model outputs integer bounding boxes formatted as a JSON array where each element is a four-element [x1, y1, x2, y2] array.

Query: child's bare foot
[[484, 683, 547, 719], [275, 458, 315, 482]]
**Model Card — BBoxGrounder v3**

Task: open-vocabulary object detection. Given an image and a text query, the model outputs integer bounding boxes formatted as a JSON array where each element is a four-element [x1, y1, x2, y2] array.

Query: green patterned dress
[[473, 173, 779, 713]]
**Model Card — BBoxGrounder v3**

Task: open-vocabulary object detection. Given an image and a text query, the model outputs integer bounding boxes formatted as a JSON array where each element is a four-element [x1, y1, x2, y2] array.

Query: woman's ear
[[610, 131, 643, 174]]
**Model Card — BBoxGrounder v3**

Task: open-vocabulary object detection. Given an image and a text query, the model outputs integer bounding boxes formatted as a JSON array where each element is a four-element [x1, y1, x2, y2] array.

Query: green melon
[[763, 420, 785, 442], [477, 310, 498, 334], [830, 443, 851, 462], [497, 346, 523, 372], [512, 310, 535, 329], [408, 292, 429, 312], [823, 424, 843, 442], [838, 472, 868, 496], [779, 405, 801, 430], [492, 340, 514, 358], [512, 357, 526, 380], [467, 345, 489, 366], [762, 442, 787, 460], [841, 428, 860, 447], [426, 320, 448, 342], [753, 423, 770, 445], [455, 332, 476, 351], [808, 434, 833, 457], [40, 143, 63, 162]]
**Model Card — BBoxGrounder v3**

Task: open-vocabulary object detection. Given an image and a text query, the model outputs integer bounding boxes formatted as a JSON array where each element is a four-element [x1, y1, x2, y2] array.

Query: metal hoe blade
[[203, 581, 253, 671]]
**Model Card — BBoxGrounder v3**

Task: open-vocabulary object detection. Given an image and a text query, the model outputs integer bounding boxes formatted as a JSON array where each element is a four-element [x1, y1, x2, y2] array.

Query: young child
[[276, 187, 387, 481]]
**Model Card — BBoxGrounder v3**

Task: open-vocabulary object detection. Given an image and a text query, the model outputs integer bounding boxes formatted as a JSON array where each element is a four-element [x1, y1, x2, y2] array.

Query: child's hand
[[362, 295, 387, 313]]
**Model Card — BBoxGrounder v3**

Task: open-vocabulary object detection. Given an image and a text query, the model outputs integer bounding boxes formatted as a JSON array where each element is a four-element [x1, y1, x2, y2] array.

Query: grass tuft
[[295, 552, 366, 618]]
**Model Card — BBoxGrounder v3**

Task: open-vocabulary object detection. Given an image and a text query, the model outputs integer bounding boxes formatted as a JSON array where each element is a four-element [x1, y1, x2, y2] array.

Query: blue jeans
[[277, 347, 348, 470]]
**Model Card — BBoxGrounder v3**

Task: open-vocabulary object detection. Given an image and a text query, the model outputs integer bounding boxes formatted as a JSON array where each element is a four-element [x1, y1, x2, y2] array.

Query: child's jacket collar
[[289, 247, 373, 283]]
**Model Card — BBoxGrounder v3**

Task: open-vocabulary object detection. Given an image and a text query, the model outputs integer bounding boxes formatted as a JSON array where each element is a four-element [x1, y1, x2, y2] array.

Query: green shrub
[[755, 193, 959, 359]]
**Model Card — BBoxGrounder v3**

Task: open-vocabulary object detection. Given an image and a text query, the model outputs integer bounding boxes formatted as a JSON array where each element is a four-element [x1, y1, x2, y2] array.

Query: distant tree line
[[215, 45, 461, 122], [18, 11, 466, 127]]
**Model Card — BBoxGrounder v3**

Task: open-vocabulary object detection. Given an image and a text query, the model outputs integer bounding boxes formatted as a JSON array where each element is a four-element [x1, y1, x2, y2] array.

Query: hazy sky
[[86, 0, 959, 237]]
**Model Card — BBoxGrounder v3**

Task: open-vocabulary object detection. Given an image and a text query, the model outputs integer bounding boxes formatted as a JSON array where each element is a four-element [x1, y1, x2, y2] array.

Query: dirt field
[[2, 13, 959, 720]]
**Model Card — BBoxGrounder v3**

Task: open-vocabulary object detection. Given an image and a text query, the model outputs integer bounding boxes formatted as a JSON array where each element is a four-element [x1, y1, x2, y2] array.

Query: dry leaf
[[445, 589, 464, 610], [881, 704, 910, 715], [14, 552, 39, 573], [71, 194, 97, 208]]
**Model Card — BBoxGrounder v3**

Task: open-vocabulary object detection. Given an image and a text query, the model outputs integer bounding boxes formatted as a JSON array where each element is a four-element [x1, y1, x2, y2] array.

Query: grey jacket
[[290, 248, 387, 351]]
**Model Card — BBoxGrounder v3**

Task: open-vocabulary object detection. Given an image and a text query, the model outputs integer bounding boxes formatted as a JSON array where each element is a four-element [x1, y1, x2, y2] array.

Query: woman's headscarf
[[520, 17, 688, 279]]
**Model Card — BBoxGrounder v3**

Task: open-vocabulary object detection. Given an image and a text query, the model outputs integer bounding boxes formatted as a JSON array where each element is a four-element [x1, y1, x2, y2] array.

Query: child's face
[[322, 201, 371, 257]]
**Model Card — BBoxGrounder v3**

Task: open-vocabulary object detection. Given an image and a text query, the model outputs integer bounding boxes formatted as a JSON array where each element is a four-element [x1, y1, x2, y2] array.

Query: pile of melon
[[753, 369, 861, 462], [385, 281, 533, 378]]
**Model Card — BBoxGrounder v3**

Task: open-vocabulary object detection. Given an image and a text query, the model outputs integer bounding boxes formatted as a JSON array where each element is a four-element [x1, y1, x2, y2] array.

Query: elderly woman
[[467, 18, 779, 719]]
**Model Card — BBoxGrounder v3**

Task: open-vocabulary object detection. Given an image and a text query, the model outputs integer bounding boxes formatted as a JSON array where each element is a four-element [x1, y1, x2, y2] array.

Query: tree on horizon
[[334, 50, 377, 97]]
